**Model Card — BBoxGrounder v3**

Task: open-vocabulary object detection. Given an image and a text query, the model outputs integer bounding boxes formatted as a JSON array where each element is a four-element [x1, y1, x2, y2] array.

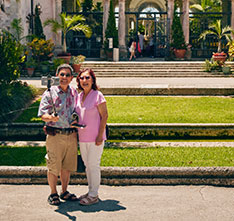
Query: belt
[[47, 126, 77, 135]]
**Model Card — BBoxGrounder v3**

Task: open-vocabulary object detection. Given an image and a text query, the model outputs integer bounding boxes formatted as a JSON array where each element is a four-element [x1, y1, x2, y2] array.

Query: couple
[[38, 64, 108, 206]]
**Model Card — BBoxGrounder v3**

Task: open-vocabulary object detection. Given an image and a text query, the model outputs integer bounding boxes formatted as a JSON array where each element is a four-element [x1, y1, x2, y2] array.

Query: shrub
[[0, 81, 37, 123], [104, 0, 118, 50], [0, 30, 25, 84], [27, 38, 54, 62], [171, 4, 186, 50]]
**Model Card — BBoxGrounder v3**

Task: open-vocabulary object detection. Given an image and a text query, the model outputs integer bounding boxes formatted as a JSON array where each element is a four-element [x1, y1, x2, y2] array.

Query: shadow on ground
[[55, 199, 126, 220]]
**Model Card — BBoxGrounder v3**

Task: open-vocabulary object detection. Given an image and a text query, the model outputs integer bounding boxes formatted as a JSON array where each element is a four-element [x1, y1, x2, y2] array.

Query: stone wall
[[1, 123, 234, 141], [0, 0, 60, 45]]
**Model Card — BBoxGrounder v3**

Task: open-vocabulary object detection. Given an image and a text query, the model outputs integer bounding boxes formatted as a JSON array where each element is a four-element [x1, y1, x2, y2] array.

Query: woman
[[129, 40, 136, 61], [74, 68, 108, 206]]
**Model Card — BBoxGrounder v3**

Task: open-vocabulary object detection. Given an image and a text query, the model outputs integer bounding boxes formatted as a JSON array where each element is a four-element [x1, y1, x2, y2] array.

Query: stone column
[[182, 0, 189, 44], [231, 0, 234, 30], [103, 0, 110, 42], [167, 0, 174, 29], [55, 0, 62, 46], [118, 0, 127, 60], [100, 0, 110, 59]]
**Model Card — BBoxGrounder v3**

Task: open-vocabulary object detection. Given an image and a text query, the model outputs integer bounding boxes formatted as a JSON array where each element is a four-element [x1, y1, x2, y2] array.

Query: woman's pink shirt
[[75, 89, 106, 142]]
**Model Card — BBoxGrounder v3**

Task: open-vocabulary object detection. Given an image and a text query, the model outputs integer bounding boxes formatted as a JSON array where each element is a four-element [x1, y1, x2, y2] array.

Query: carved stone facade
[[1, 0, 233, 57]]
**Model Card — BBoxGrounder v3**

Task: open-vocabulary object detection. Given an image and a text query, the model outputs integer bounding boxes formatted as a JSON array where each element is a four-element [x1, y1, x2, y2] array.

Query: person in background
[[129, 39, 136, 61], [38, 64, 79, 206], [138, 32, 144, 56], [73, 68, 108, 206]]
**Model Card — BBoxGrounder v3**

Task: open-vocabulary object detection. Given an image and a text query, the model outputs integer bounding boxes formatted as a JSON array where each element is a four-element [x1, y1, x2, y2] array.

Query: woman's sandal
[[78, 193, 88, 201], [79, 195, 99, 206], [60, 191, 78, 201], [48, 193, 61, 206]]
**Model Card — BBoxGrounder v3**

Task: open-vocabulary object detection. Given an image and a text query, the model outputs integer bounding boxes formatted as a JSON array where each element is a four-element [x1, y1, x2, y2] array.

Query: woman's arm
[[96, 102, 108, 146]]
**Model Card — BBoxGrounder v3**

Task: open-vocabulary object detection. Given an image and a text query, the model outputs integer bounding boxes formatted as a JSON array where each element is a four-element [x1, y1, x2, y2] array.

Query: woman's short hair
[[76, 68, 98, 91], [56, 64, 74, 76]]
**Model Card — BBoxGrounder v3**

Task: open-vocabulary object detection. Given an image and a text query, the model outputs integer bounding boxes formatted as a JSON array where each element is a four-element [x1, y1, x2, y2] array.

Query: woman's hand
[[95, 135, 103, 146]]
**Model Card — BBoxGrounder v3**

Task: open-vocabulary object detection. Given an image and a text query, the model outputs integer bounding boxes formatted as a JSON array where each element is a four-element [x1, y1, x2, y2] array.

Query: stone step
[[80, 62, 234, 78]]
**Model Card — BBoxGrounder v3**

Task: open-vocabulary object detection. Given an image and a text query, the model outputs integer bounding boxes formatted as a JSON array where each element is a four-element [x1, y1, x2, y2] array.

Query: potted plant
[[222, 62, 232, 74], [25, 57, 36, 76], [203, 59, 222, 73], [40, 60, 50, 74], [104, 0, 118, 60], [70, 55, 86, 73], [170, 3, 187, 59], [50, 58, 65, 74], [44, 13, 92, 63], [199, 19, 234, 62]]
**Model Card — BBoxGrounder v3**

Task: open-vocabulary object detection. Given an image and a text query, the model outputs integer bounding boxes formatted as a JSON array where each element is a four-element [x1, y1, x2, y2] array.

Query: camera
[[41, 76, 60, 86], [71, 112, 86, 128], [72, 112, 79, 122]]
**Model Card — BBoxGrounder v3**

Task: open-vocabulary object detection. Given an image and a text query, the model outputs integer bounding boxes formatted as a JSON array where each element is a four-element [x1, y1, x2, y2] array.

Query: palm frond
[[71, 24, 92, 38], [190, 4, 203, 12]]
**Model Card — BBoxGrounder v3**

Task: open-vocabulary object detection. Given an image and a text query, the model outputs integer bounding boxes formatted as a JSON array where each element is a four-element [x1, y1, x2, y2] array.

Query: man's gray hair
[[56, 63, 74, 75]]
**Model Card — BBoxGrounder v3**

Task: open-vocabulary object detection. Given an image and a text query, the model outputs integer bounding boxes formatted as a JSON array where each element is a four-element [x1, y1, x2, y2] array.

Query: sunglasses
[[79, 76, 91, 80], [60, 73, 71, 77]]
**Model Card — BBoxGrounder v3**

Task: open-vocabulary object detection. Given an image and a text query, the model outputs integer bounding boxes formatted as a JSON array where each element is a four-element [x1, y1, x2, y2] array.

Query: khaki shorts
[[46, 132, 77, 176]]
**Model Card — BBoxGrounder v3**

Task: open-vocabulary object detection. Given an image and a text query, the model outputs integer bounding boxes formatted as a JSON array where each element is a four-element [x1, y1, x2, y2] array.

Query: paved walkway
[[2, 141, 234, 147], [1, 184, 234, 221], [20, 77, 234, 90]]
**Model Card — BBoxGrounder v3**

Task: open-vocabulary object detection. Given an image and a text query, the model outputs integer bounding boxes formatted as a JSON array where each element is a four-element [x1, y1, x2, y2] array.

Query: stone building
[[0, 0, 233, 59]]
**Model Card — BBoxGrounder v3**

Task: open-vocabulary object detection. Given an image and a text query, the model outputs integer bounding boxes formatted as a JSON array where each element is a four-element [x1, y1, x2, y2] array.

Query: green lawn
[[15, 96, 234, 123], [1, 146, 234, 167]]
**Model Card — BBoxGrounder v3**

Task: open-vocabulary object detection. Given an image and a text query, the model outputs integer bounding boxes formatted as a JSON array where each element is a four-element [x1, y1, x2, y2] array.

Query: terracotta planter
[[57, 55, 71, 64], [174, 49, 186, 59], [72, 64, 81, 73], [212, 53, 227, 63], [106, 50, 113, 61], [26, 67, 35, 77]]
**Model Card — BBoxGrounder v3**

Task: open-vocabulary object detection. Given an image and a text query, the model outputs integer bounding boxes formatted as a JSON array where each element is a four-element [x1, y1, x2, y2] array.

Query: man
[[38, 64, 78, 205]]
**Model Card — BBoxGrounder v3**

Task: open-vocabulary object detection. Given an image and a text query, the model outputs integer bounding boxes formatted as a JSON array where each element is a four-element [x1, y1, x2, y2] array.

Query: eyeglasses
[[79, 76, 91, 80], [60, 73, 71, 77]]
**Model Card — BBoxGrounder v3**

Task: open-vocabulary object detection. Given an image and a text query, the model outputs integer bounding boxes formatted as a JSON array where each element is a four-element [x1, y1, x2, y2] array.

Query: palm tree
[[44, 13, 92, 53], [199, 20, 234, 53], [190, 0, 222, 13]]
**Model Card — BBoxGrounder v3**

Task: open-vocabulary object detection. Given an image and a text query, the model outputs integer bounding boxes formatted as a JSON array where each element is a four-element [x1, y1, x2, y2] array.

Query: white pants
[[79, 142, 104, 197]]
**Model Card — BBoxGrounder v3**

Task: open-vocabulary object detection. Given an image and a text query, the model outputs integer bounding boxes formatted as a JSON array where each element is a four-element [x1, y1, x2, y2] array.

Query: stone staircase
[[81, 61, 234, 78]]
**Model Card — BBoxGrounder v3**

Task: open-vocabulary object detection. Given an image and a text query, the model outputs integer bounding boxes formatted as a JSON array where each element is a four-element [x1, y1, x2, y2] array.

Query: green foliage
[[10, 18, 24, 42], [0, 82, 37, 123], [199, 20, 233, 53], [44, 13, 92, 53], [171, 4, 186, 50], [82, 0, 93, 12], [203, 59, 222, 72], [71, 54, 86, 64], [0, 30, 25, 85], [25, 57, 37, 68], [50, 58, 65, 73], [227, 40, 234, 60], [27, 38, 54, 62], [34, 5, 45, 39], [138, 23, 145, 34], [104, 0, 118, 49]]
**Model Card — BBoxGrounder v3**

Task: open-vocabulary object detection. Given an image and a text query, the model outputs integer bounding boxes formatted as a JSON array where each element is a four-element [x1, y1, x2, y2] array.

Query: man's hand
[[41, 113, 59, 122]]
